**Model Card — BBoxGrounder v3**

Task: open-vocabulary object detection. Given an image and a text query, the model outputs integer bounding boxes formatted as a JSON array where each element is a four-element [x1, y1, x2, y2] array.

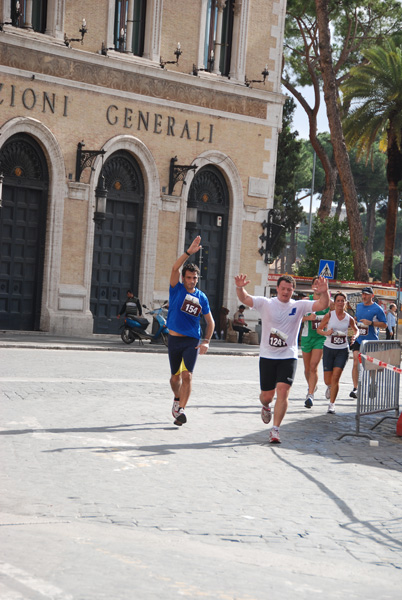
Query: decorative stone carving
[[0, 44, 267, 119]]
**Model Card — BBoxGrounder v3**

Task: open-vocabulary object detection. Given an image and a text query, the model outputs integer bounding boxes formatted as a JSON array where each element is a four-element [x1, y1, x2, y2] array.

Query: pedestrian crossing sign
[[318, 259, 336, 279]]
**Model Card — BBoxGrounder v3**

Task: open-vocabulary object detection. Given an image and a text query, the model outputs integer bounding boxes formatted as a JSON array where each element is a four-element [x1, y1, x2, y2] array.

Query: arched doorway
[[0, 134, 49, 330], [185, 165, 229, 328], [90, 150, 145, 334]]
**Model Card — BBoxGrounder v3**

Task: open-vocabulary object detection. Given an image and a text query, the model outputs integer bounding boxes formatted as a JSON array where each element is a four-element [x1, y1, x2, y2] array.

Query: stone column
[[24, 0, 33, 29], [229, 0, 242, 80], [212, 0, 227, 75], [125, 0, 134, 54]]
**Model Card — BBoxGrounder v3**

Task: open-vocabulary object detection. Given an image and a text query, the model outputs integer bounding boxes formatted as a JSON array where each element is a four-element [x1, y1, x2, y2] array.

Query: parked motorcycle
[[120, 303, 169, 346]]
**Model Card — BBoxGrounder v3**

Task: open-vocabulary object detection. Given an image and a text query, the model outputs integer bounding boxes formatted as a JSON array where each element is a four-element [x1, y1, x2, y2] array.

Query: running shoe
[[349, 388, 357, 399], [325, 386, 331, 399], [172, 399, 180, 418], [327, 403, 336, 414], [269, 428, 281, 444], [261, 405, 272, 424], [304, 394, 314, 409], [174, 408, 187, 426]]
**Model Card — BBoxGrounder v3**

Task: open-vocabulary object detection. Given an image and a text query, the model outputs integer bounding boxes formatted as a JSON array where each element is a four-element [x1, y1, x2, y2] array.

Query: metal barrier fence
[[338, 340, 401, 440]]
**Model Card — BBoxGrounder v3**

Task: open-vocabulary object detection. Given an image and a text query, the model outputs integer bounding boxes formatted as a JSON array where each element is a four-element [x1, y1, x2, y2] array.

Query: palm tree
[[341, 40, 402, 284]]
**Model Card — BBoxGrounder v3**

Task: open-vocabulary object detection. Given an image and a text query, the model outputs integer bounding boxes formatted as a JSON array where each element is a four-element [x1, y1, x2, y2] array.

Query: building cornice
[[0, 35, 285, 120]]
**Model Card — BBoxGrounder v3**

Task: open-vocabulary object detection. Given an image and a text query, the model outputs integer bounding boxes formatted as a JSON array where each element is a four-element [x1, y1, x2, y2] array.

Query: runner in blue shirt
[[167, 235, 215, 426], [349, 286, 387, 398]]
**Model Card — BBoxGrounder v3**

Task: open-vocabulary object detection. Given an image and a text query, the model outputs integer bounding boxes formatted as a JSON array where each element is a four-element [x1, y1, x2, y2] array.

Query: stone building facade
[[0, 0, 286, 335]]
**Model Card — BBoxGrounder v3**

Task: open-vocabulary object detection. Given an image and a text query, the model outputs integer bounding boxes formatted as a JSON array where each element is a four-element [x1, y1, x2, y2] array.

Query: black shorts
[[259, 357, 297, 391], [350, 341, 361, 352], [323, 346, 349, 371], [168, 335, 199, 375]]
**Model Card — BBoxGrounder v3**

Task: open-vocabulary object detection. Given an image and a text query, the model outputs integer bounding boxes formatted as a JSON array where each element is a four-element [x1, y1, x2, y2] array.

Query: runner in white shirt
[[235, 273, 330, 443]]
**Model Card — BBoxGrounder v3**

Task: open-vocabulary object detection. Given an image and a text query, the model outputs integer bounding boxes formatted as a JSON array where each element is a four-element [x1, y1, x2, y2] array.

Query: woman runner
[[317, 292, 358, 414]]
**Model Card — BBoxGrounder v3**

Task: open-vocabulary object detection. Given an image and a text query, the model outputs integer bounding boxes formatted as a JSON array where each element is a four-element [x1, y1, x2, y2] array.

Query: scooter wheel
[[121, 329, 135, 344], [161, 331, 169, 347]]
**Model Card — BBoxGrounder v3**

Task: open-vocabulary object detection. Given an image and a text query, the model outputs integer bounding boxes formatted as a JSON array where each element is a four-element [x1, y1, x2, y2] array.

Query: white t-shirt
[[252, 296, 315, 359]]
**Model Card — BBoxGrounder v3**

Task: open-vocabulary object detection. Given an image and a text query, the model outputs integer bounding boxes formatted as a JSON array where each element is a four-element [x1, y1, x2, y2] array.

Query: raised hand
[[314, 276, 329, 294], [235, 273, 250, 288], [187, 236, 202, 256]]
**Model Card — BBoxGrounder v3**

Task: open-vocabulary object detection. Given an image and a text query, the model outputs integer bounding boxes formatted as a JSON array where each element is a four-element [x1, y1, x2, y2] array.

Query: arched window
[[114, 0, 147, 55]]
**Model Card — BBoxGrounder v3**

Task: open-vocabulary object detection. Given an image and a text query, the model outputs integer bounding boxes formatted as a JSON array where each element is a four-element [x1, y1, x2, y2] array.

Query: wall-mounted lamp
[[168, 156, 197, 195], [160, 42, 182, 69], [259, 209, 284, 264], [65, 18, 87, 47], [101, 28, 125, 55], [192, 50, 215, 76], [75, 142, 107, 227], [0, 170, 4, 209], [94, 171, 108, 227], [186, 206, 198, 231], [245, 65, 269, 88], [14, 0, 22, 25], [75, 141, 105, 182]]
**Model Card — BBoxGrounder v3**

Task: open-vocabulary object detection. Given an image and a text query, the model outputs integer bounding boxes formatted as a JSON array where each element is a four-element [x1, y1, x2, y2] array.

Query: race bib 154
[[181, 294, 202, 317]]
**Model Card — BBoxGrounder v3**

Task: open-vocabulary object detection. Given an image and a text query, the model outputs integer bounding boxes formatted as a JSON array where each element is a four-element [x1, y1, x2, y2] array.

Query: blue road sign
[[318, 259, 336, 279]]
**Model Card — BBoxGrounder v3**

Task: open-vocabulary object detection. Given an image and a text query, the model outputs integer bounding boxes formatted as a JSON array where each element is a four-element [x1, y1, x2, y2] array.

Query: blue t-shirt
[[167, 281, 211, 339], [355, 302, 386, 343]]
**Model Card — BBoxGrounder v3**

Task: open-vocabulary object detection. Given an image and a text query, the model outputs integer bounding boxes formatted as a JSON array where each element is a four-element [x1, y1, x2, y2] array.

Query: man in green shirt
[[300, 277, 330, 408]]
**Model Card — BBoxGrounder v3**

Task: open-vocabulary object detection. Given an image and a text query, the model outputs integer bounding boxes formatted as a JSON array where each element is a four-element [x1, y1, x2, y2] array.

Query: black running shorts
[[323, 346, 349, 371], [259, 357, 297, 391], [168, 335, 199, 375]]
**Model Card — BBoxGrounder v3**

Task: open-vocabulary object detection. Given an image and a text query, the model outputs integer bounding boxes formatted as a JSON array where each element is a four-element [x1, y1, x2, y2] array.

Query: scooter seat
[[127, 316, 150, 329]]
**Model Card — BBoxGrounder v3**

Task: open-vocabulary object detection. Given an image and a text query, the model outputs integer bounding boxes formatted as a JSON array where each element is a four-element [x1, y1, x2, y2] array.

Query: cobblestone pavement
[[0, 346, 401, 600]]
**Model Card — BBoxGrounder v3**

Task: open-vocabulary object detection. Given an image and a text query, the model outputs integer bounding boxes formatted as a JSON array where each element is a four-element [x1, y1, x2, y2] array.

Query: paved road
[[1, 346, 401, 600]]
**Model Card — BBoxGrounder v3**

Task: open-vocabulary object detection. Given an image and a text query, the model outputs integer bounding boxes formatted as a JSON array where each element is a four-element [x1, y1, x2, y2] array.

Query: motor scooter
[[120, 303, 169, 346]]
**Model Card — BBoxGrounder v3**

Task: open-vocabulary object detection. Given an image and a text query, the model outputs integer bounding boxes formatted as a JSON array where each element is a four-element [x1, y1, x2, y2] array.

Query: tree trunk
[[365, 201, 376, 268], [335, 195, 344, 220], [381, 184, 398, 283], [312, 138, 338, 220], [289, 228, 297, 267], [315, 0, 369, 282]]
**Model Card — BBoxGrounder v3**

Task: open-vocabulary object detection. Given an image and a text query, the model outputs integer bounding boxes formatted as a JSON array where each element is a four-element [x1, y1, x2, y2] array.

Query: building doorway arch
[[90, 150, 145, 333], [0, 133, 49, 330], [185, 165, 229, 329]]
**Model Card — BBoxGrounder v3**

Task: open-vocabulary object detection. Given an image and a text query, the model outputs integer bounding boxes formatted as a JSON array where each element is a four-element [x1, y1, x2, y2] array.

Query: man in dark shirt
[[117, 290, 142, 319]]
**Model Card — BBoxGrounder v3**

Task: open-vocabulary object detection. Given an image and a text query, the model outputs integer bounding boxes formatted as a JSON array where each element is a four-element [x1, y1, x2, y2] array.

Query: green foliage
[[296, 216, 354, 279], [341, 39, 402, 161], [368, 251, 402, 282], [294, 136, 388, 222], [273, 98, 306, 257], [284, 0, 402, 93], [348, 144, 388, 206], [295, 135, 331, 193], [369, 251, 385, 281], [341, 38, 402, 282]]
